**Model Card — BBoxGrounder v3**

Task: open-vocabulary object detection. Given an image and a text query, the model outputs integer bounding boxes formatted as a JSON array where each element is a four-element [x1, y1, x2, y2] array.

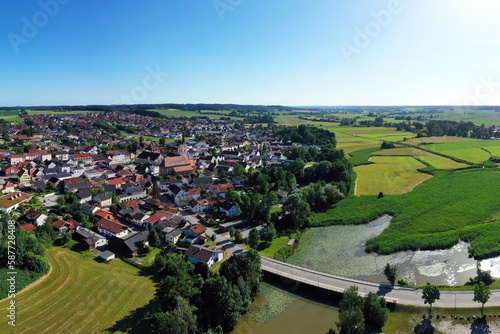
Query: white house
[[219, 202, 239, 217], [97, 218, 129, 238], [185, 245, 224, 267]]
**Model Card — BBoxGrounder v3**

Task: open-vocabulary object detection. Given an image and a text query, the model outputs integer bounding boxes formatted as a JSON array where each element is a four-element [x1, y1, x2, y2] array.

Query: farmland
[[311, 168, 500, 259], [418, 140, 500, 164], [372, 147, 469, 169], [354, 156, 432, 195], [0, 247, 156, 334]]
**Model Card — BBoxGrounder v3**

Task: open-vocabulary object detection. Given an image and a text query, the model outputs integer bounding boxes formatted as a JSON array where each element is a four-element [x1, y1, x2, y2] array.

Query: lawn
[[0, 247, 156, 334], [372, 148, 469, 169], [259, 237, 290, 258], [311, 168, 500, 259], [354, 156, 432, 195]]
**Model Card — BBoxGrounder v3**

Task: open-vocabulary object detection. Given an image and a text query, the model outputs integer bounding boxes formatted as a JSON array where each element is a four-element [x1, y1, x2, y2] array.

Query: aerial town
[[1, 111, 294, 264]]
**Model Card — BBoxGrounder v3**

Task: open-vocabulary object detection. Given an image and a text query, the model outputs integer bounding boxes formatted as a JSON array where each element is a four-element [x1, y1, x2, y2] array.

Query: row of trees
[[275, 124, 337, 146]]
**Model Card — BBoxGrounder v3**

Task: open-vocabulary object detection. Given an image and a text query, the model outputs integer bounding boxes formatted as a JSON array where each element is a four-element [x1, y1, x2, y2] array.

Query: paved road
[[204, 225, 245, 255], [261, 257, 500, 308]]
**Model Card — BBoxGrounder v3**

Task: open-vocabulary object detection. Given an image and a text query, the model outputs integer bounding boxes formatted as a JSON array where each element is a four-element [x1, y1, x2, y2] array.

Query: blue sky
[[1, 0, 500, 107]]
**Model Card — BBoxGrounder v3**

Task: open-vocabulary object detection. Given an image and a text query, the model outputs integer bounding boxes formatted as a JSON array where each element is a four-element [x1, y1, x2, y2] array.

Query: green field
[[354, 156, 432, 195], [26, 109, 103, 115], [419, 140, 500, 164], [373, 148, 469, 169], [329, 127, 416, 153], [311, 169, 500, 259], [0, 247, 156, 334]]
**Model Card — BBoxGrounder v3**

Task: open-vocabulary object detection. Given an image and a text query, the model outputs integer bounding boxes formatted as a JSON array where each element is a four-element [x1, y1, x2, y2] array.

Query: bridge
[[261, 257, 500, 308]]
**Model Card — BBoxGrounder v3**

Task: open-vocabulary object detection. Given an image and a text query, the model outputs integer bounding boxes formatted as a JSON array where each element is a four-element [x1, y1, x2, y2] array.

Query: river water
[[233, 215, 500, 333], [287, 215, 500, 286]]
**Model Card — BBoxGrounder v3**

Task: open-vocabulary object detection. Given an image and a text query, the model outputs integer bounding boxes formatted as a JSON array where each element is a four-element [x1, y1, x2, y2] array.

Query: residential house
[[136, 151, 163, 164], [73, 227, 107, 250], [97, 218, 129, 238], [24, 209, 48, 226], [185, 245, 223, 267], [208, 183, 234, 197], [183, 224, 207, 244], [219, 202, 239, 217], [51, 218, 80, 233], [0, 192, 32, 213], [188, 199, 210, 214], [93, 192, 113, 207]]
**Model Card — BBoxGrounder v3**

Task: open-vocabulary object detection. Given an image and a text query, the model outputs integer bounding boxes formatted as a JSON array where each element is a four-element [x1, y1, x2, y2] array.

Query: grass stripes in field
[[0, 247, 155, 334]]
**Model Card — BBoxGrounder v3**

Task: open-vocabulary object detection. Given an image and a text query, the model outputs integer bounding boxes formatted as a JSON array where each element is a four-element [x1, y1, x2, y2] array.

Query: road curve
[[261, 256, 500, 308]]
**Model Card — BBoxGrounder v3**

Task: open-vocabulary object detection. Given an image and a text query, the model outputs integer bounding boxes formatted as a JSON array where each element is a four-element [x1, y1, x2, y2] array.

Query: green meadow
[[419, 140, 500, 164], [311, 168, 500, 259]]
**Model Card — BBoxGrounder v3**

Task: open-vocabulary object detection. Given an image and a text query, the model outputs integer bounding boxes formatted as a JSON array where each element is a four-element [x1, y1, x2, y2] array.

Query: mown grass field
[[354, 156, 432, 195], [311, 169, 500, 259], [373, 148, 469, 169], [0, 247, 156, 334]]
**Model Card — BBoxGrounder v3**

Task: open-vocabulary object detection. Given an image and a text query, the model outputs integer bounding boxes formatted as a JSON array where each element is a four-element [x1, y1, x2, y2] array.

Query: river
[[233, 215, 500, 333]]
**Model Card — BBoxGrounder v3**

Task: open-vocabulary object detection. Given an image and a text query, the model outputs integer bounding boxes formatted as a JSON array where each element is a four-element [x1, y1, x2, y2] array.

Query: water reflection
[[287, 215, 500, 286]]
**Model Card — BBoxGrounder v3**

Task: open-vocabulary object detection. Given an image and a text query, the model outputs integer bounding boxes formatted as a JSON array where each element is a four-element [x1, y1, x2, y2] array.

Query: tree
[[159, 138, 166, 146], [283, 193, 311, 230], [363, 292, 389, 330], [149, 228, 161, 248], [152, 181, 161, 200], [384, 263, 397, 286], [336, 286, 365, 334], [111, 193, 120, 204], [473, 282, 491, 316], [247, 228, 260, 250], [233, 229, 243, 244], [421, 282, 440, 316], [262, 224, 277, 243]]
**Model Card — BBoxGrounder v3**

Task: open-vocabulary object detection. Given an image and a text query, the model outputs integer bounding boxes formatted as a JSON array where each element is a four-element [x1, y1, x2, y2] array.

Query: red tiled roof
[[189, 224, 207, 236], [97, 218, 128, 235], [19, 223, 35, 232]]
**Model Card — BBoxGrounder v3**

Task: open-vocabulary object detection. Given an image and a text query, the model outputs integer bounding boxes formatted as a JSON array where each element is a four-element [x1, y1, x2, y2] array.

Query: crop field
[[404, 136, 479, 146], [420, 140, 500, 164], [311, 169, 500, 259], [372, 148, 468, 169], [26, 110, 102, 115], [274, 114, 339, 126], [0, 247, 156, 334], [354, 156, 432, 195], [435, 109, 500, 126]]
